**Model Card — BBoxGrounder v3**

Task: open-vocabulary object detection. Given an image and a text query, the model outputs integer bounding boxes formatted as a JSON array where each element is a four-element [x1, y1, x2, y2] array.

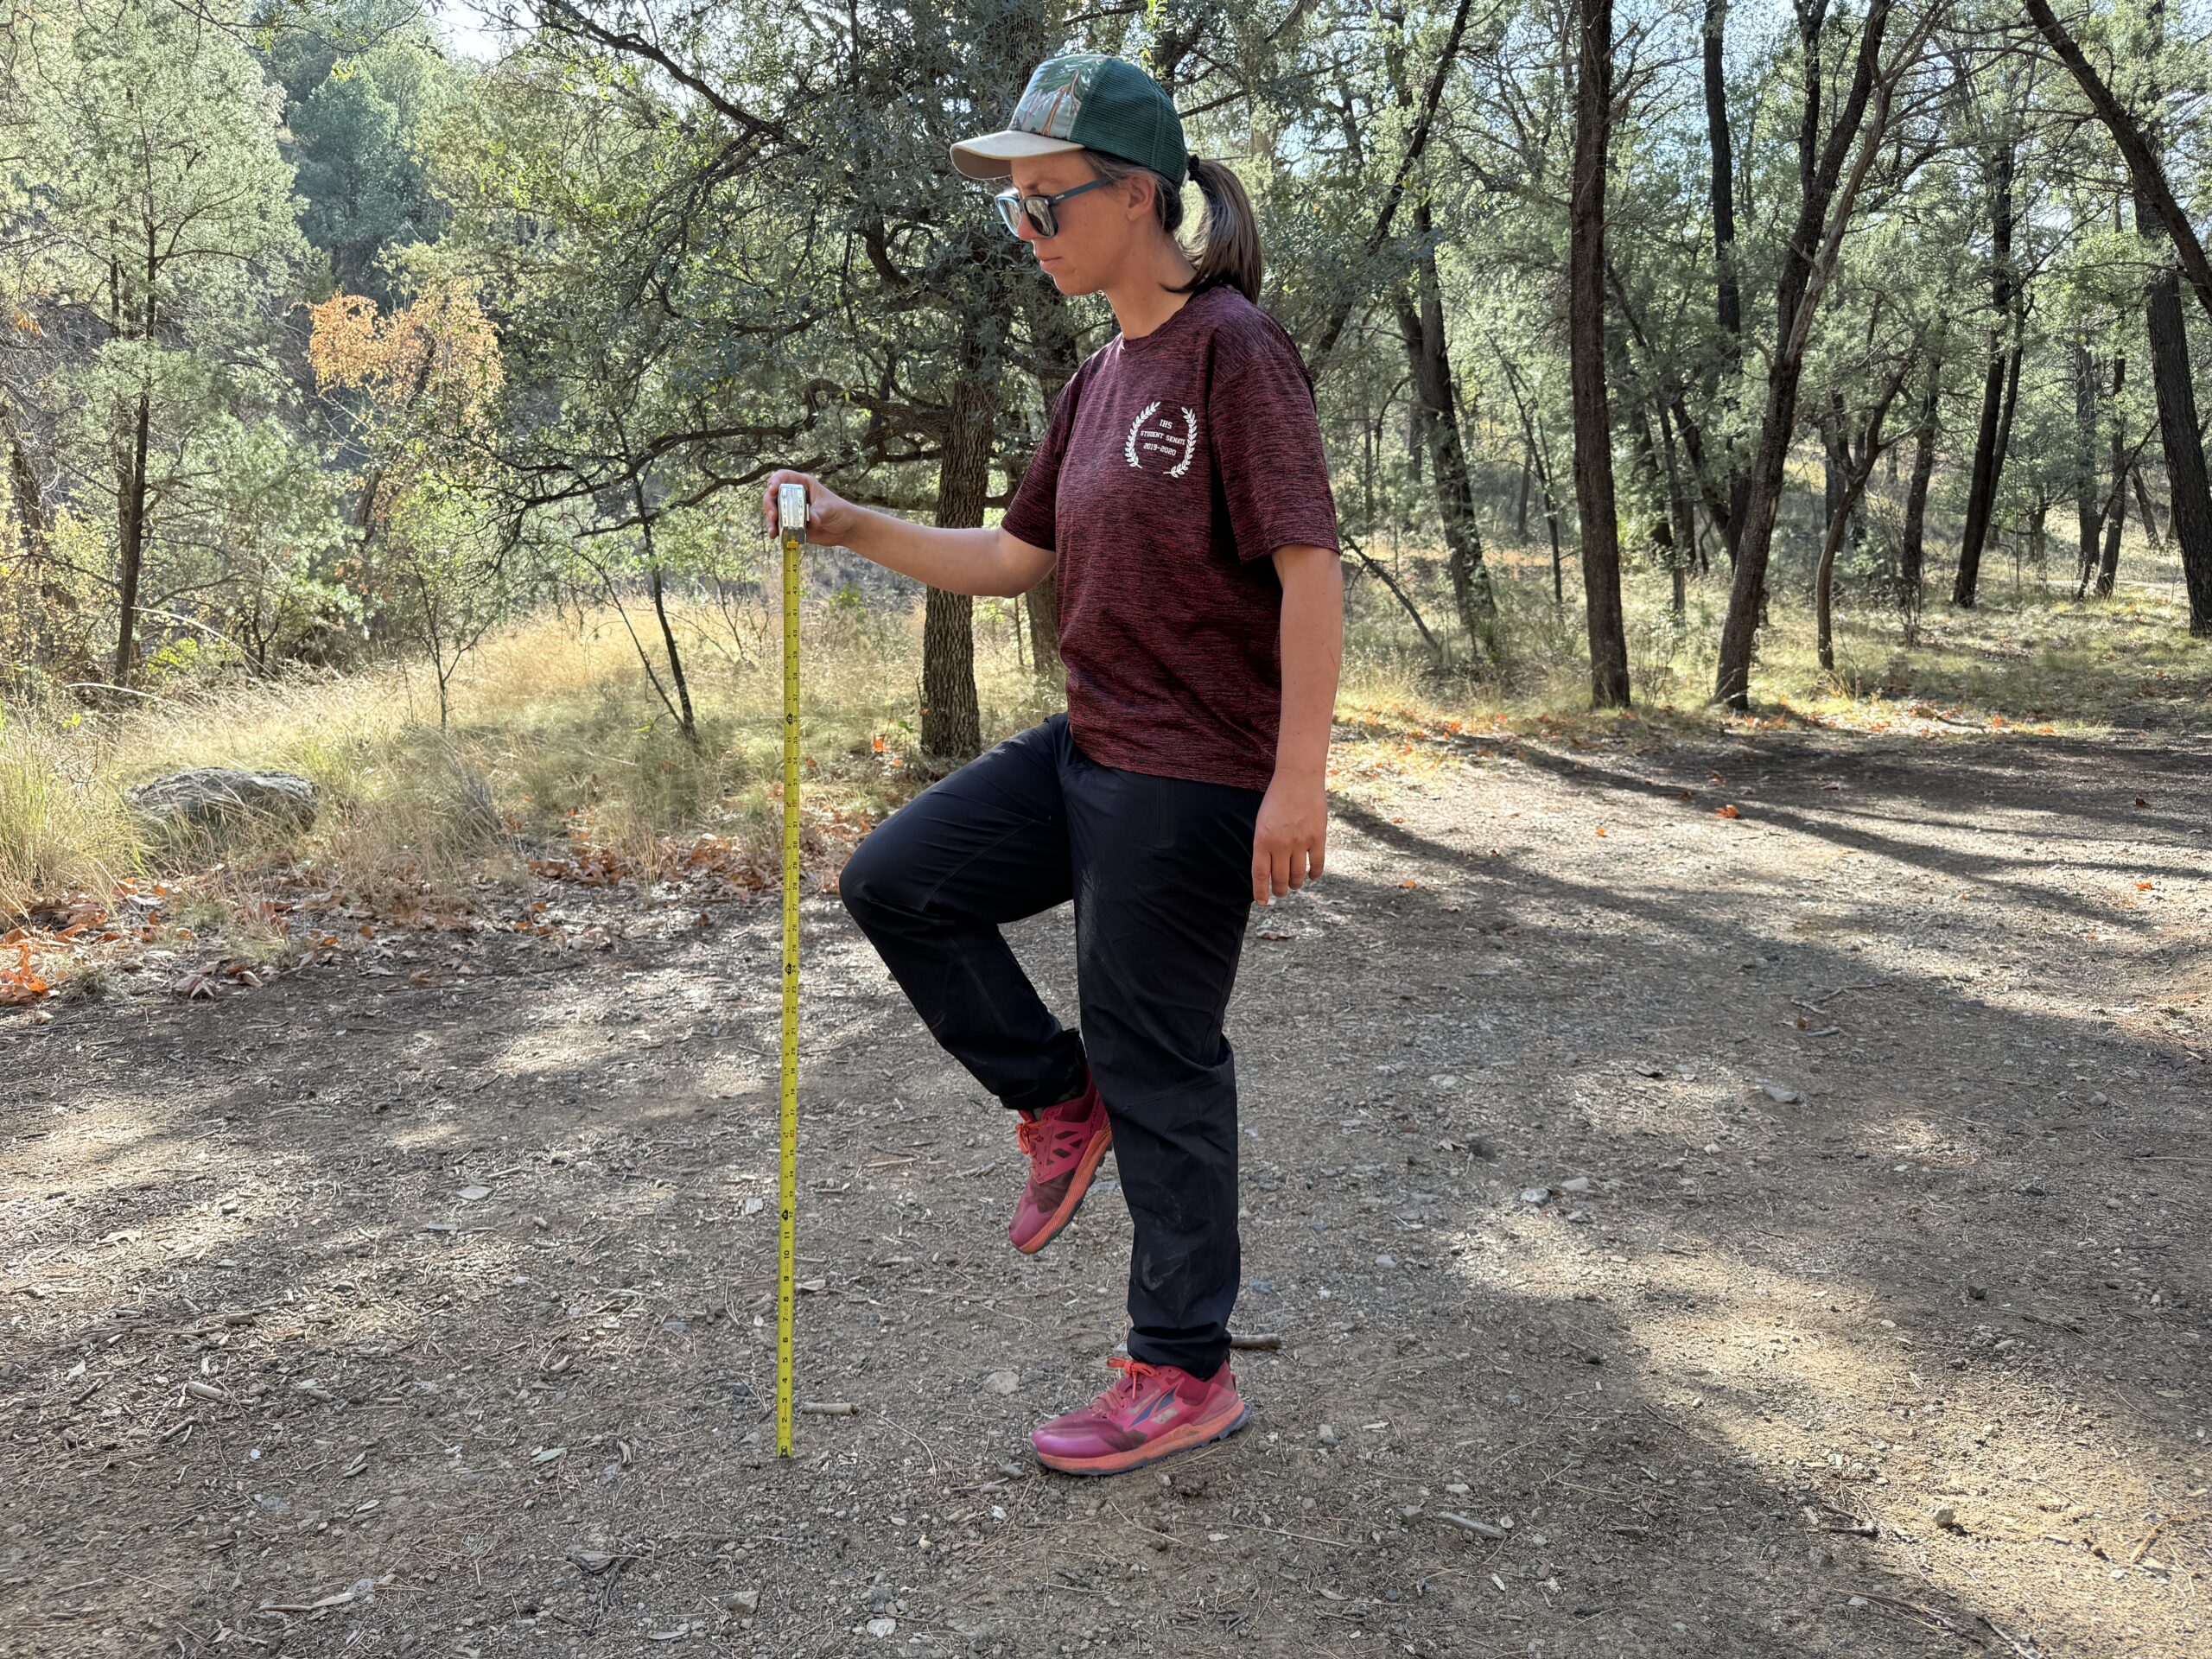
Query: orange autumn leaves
[[305, 284, 502, 426], [1, 941, 47, 1006]]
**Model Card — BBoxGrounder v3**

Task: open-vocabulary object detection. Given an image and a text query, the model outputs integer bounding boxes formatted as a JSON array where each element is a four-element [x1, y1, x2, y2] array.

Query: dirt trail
[[3, 726, 2208, 1658]]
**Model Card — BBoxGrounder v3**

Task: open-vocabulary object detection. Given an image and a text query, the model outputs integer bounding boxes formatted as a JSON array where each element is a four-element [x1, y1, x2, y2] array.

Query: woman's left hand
[[1251, 770, 1327, 905]]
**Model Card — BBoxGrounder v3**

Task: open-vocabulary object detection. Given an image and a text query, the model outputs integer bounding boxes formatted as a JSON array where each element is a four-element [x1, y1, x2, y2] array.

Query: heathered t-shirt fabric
[[999, 282, 1340, 792]]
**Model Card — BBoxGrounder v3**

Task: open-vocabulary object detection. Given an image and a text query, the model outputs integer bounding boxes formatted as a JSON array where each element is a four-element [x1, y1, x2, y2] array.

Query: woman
[[760, 50, 1342, 1477]]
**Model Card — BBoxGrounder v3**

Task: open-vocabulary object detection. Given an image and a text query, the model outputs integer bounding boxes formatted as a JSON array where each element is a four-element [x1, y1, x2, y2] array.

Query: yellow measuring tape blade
[[776, 483, 805, 1457]]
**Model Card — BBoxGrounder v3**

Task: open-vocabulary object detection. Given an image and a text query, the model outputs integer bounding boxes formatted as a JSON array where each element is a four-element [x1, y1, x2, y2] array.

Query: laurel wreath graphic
[[1124, 401, 1160, 469], [1167, 407, 1198, 477]]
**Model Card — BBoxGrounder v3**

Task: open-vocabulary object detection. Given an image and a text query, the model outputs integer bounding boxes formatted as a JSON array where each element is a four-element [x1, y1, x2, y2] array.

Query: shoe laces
[[1015, 1101, 1086, 1170], [1102, 1354, 1166, 1408]]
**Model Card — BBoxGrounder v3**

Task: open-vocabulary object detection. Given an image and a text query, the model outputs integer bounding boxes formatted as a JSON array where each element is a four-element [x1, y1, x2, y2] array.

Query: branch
[[2021, 0, 2212, 334]]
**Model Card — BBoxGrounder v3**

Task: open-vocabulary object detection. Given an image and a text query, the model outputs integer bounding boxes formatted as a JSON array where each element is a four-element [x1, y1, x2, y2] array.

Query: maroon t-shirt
[[1000, 282, 1340, 792]]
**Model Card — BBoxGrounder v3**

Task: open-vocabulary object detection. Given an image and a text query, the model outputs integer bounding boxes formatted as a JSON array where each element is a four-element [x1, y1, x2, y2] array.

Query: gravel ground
[[3, 722, 2208, 1658]]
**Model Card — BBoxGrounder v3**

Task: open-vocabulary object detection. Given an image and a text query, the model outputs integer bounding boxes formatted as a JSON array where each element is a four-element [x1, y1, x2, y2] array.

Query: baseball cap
[[950, 52, 1188, 189]]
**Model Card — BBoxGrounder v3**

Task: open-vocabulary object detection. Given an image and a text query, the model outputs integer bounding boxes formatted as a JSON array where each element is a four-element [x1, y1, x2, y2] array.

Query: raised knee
[[836, 833, 906, 925]]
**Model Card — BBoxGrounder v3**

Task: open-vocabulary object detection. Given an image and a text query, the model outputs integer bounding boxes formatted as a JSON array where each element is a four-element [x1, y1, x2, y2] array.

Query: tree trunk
[[2096, 452, 2127, 597], [1569, 0, 1629, 708], [2073, 337, 2101, 588], [112, 389, 150, 687], [1954, 140, 2016, 607], [1655, 399, 1697, 601], [2142, 238, 2212, 632], [1713, 0, 1896, 708], [0, 400, 48, 566], [923, 329, 992, 759], [1393, 217, 1497, 650], [2132, 463, 2163, 550], [1899, 360, 1939, 632], [647, 563, 696, 738], [1702, 0, 1746, 561], [1821, 396, 1847, 537]]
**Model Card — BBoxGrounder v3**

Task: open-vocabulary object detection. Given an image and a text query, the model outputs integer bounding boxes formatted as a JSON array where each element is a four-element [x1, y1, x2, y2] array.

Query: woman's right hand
[[760, 468, 863, 547]]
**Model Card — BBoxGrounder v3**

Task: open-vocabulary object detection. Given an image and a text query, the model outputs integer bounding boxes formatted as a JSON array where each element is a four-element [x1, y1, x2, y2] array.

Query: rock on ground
[[127, 766, 318, 831]]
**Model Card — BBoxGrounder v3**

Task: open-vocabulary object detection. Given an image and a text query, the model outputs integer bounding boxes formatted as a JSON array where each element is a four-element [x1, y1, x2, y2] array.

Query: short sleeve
[[1209, 321, 1342, 562], [1000, 374, 1079, 551]]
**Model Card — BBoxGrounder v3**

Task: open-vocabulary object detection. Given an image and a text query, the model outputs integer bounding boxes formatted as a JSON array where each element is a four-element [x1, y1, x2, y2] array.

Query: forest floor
[[3, 715, 2209, 1658]]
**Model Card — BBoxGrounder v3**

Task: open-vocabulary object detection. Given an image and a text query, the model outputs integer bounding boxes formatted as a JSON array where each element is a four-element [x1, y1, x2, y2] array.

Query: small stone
[[1558, 1176, 1597, 1195], [866, 1617, 896, 1638], [727, 1591, 759, 1613], [1519, 1188, 1549, 1205], [1318, 1424, 1340, 1446], [982, 1370, 1018, 1395], [1566, 1208, 1593, 1224], [1758, 1081, 1802, 1104], [1967, 1284, 1987, 1300], [1931, 1504, 1957, 1529], [2089, 1091, 2110, 1108], [459, 1185, 492, 1202], [1374, 1254, 1395, 1268]]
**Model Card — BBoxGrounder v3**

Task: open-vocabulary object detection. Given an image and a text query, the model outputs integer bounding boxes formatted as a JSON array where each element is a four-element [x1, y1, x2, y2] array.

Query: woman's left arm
[[1252, 543, 1344, 906]]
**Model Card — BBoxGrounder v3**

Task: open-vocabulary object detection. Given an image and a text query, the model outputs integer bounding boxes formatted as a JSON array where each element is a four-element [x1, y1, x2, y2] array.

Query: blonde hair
[[1081, 149, 1263, 304]]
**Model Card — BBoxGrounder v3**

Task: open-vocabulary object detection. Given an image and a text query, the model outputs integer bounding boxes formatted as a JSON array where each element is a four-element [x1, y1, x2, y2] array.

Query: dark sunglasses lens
[[995, 194, 1021, 235], [1028, 199, 1056, 237]]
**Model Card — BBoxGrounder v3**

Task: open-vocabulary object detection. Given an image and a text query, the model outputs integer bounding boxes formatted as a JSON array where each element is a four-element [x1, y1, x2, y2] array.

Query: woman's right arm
[[760, 469, 1052, 598]]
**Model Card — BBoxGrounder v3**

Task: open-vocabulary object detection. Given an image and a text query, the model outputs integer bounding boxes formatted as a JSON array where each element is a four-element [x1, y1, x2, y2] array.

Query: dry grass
[[0, 593, 1057, 940], [1340, 534, 2211, 741], [4, 545, 2207, 943]]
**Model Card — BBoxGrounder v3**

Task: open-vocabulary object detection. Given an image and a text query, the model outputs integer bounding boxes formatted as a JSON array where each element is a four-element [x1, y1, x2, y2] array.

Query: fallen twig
[[1436, 1511, 1508, 1540], [877, 1408, 939, 1474]]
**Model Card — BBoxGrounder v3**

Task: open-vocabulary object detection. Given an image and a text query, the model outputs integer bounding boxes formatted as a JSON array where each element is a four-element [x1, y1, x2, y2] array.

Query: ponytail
[[1080, 149, 1265, 304]]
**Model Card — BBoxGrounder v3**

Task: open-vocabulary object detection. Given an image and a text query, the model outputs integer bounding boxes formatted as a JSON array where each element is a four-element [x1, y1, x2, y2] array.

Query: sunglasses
[[993, 176, 1113, 238]]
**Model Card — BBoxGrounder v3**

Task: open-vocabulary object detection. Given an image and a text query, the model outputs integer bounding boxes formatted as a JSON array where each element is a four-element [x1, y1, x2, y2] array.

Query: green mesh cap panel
[[1007, 53, 1187, 186]]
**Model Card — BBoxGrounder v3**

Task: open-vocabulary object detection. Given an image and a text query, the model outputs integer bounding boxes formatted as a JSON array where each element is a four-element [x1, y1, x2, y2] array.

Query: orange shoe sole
[[1012, 1117, 1113, 1255], [1033, 1396, 1252, 1477]]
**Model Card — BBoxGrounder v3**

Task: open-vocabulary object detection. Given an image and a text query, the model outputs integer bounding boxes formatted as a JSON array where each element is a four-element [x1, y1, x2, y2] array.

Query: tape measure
[[774, 480, 807, 1457]]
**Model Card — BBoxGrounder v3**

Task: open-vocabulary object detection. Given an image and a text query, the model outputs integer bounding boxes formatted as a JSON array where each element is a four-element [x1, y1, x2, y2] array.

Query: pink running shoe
[[1031, 1356, 1249, 1476], [1008, 1072, 1112, 1255]]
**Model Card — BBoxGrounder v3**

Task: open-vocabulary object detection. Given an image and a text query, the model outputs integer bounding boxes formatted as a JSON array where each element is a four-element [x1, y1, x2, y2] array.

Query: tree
[[10, 0, 309, 686], [2024, 0, 2212, 631], [1949, 54, 2025, 609], [1568, 0, 1629, 707], [307, 282, 509, 721], [277, 10, 456, 305], [1713, 0, 1926, 710]]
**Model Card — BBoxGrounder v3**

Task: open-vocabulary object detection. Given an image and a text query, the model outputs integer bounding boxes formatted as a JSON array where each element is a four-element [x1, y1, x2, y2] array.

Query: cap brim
[[949, 129, 1085, 181]]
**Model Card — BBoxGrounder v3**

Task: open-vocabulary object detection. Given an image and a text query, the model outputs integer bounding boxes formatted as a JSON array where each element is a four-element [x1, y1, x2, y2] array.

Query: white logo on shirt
[[1123, 401, 1198, 477]]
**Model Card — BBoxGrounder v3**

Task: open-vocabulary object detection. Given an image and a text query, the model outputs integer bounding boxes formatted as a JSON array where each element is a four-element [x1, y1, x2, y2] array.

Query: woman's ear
[[1120, 171, 1156, 224]]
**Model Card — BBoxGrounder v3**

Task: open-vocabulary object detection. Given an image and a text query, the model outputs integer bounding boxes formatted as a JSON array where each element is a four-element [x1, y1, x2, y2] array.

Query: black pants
[[838, 712, 1263, 1376]]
